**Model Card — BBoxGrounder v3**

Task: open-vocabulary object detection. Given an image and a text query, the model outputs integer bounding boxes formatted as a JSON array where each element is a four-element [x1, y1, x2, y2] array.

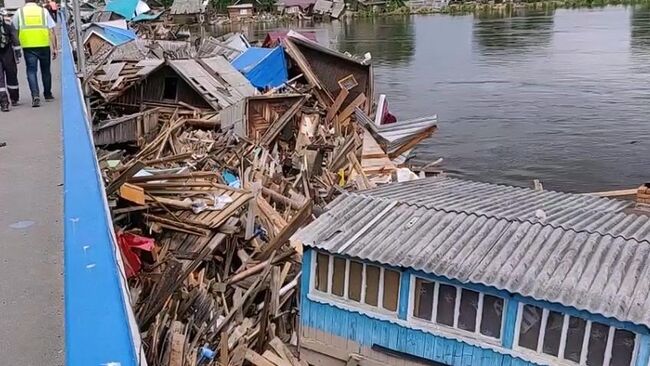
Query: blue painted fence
[[62, 20, 139, 366]]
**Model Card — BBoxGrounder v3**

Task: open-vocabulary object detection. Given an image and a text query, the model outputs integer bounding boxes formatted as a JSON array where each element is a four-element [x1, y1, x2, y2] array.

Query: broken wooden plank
[[119, 183, 145, 205]]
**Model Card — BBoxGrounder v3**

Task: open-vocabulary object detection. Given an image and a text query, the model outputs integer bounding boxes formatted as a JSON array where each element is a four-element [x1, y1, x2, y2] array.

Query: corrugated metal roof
[[294, 177, 650, 328]]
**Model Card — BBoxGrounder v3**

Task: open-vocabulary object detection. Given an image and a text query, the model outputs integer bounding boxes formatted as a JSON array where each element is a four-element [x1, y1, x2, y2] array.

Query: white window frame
[[310, 252, 401, 317], [513, 302, 640, 366], [407, 275, 506, 346]]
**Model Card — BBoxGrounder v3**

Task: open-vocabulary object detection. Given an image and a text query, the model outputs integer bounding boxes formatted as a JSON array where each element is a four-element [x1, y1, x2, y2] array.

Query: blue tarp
[[105, 0, 139, 19], [231, 47, 288, 89], [132, 11, 164, 22], [93, 24, 137, 46]]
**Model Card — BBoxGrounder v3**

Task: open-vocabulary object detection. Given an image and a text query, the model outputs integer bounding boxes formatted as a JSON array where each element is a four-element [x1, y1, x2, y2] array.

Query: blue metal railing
[[61, 18, 139, 366]]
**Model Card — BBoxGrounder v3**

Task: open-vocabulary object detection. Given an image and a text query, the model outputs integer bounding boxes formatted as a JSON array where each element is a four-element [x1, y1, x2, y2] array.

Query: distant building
[[275, 0, 317, 16], [170, 0, 208, 24], [294, 176, 650, 366], [227, 3, 255, 21]]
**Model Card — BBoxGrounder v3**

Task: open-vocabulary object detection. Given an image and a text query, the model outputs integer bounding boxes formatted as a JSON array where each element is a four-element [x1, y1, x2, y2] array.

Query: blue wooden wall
[[301, 248, 650, 366]]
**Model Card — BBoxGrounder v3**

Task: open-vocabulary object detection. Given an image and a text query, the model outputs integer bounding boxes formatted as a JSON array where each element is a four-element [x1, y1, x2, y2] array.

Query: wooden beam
[[587, 189, 638, 197], [258, 200, 312, 260]]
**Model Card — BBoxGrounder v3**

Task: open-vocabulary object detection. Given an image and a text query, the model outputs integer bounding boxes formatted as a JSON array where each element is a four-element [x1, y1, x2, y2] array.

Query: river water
[[224, 6, 650, 192]]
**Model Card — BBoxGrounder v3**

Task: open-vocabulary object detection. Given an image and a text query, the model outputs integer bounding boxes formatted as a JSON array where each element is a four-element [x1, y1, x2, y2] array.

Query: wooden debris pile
[[97, 33, 440, 366]]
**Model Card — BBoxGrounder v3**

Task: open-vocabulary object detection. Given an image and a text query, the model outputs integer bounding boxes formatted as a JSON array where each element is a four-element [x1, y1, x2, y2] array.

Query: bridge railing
[[61, 16, 143, 366]]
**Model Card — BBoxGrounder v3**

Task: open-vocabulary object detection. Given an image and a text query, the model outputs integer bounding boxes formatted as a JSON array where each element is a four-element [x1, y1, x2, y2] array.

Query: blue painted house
[[293, 176, 650, 366]]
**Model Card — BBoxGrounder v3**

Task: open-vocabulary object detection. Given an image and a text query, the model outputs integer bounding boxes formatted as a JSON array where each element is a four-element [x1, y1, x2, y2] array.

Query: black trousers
[[0, 47, 19, 105]]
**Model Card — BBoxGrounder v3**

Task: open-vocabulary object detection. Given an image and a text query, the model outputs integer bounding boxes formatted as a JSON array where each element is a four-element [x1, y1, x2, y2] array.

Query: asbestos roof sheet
[[294, 176, 650, 328], [168, 59, 252, 110], [362, 176, 650, 241], [199, 56, 257, 98]]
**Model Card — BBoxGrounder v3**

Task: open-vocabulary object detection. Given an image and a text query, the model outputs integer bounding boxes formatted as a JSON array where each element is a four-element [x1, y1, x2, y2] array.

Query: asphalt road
[[0, 54, 64, 365]]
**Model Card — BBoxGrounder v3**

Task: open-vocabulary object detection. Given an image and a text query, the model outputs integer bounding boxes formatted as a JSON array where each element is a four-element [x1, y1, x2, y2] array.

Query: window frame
[[407, 275, 506, 345], [513, 302, 640, 366], [309, 251, 401, 317]]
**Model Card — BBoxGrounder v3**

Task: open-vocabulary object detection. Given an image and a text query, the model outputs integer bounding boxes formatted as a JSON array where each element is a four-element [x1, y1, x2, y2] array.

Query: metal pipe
[[71, 0, 85, 76]]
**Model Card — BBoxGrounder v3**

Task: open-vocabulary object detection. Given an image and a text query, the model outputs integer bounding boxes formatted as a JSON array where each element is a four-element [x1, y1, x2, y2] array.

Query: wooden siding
[[294, 43, 372, 107]]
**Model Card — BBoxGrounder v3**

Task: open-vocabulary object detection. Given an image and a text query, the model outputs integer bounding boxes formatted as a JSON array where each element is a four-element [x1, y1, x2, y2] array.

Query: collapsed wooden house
[[83, 22, 137, 56], [284, 35, 373, 114], [90, 57, 256, 112]]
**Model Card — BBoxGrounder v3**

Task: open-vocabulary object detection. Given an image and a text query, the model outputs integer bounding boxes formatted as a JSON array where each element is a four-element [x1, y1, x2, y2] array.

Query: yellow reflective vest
[[17, 5, 50, 48]]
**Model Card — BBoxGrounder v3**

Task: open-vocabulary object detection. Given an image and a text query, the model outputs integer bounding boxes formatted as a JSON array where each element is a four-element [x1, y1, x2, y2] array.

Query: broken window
[[518, 305, 542, 351], [610, 329, 636, 366], [542, 311, 564, 357], [586, 322, 609, 366], [564, 316, 587, 362], [436, 284, 457, 327], [348, 261, 363, 302], [382, 269, 400, 312], [413, 278, 434, 321], [458, 289, 479, 332], [331, 257, 346, 297], [163, 77, 178, 101], [315, 253, 329, 292], [364, 265, 380, 306], [480, 295, 503, 339]]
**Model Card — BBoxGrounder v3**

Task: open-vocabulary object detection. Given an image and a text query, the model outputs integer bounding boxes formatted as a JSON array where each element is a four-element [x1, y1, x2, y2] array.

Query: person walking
[[0, 8, 21, 112], [12, 0, 57, 108]]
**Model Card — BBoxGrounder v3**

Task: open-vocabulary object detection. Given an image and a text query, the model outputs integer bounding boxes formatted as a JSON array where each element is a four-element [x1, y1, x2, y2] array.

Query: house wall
[[85, 34, 108, 56], [113, 66, 212, 110], [171, 13, 197, 24], [227, 8, 253, 21], [300, 248, 650, 366], [294, 43, 372, 108]]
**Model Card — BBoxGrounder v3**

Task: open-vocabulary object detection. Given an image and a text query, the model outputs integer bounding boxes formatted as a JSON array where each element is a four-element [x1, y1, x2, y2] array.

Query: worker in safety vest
[[0, 8, 21, 112], [12, 0, 57, 108]]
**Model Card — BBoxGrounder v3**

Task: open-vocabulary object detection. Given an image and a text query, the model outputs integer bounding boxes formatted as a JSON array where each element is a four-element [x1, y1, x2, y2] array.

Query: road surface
[[0, 55, 64, 365]]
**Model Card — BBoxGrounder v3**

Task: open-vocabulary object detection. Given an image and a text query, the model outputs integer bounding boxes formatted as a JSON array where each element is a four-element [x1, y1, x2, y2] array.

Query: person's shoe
[[11, 100, 20, 106], [44, 95, 55, 101], [32, 97, 40, 108], [1, 104, 9, 112]]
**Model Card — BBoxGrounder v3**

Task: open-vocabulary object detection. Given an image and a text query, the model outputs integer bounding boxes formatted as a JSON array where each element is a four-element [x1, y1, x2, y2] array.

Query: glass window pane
[[587, 323, 610, 366], [518, 305, 542, 351], [315, 253, 329, 292], [382, 269, 400, 312], [348, 261, 363, 302], [564, 316, 587, 362], [413, 278, 434, 320], [458, 289, 479, 332], [480, 295, 504, 339], [364, 265, 380, 306], [542, 311, 564, 356], [436, 284, 457, 327], [610, 329, 636, 366], [331, 257, 346, 297]]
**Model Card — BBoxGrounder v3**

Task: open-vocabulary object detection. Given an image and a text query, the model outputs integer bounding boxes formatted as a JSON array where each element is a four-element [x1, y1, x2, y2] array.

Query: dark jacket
[[0, 20, 20, 51]]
